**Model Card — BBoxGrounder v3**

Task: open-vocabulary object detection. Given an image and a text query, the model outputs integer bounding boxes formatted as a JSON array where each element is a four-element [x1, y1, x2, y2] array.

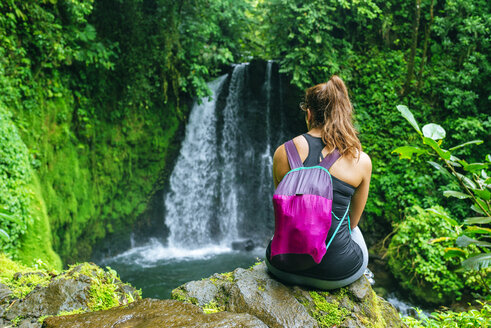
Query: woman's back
[[266, 75, 371, 289]]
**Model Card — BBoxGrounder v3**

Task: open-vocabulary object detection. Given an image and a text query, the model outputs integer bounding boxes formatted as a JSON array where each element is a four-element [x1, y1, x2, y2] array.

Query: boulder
[[172, 262, 404, 328], [1, 263, 141, 328], [42, 298, 267, 328]]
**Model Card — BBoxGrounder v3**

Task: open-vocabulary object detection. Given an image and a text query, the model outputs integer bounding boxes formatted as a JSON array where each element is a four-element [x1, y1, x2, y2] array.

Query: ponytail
[[302, 75, 361, 158]]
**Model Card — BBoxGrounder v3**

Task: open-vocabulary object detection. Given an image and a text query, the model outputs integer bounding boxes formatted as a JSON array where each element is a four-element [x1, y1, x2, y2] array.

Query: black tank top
[[267, 134, 364, 280]]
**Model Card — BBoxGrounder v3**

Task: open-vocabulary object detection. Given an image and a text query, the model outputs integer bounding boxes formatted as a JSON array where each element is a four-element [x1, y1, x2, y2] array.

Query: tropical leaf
[[462, 253, 491, 270], [454, 172, 477, 189], [462, 163, 489, 173], [471, 204, 485, 215], [444, 247, 466, 259], [464, 226, 491, 235], [423, 137, 451, 160], [392, 146, 427, 159], [473, 188, 491, 201], [430, 236, 452, 243], [449, 140, 483, 151], [396, 105, 422, 135], [456, 235, 491, 247], [443, 190, 471, 200], [464, 217, 491, 225], [427, 161, 453, 177], [422, 123, 446, 140]]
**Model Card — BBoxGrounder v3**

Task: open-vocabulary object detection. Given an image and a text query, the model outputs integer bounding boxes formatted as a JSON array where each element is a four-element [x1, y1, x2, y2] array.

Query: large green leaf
[[0, 229, 9, 241], [396, 105, 422, 135], [391, 146, 427, 159], [443, 190, 471, 199], [444, 247, 466, 258], [473, 188, 491, 201], [422, 123, 446, 140], [456, 235, 491, 247], [449, 140, 483, 151], [454, 172, 477, 189], [427, 161, 453, 179], [462, 253, 491, 270], [464, 217, 491, 225], [423, 137, 451, 160], [463, 163, 489, 173], [471, 204, 485, 215], [464, 226, 491, 235]]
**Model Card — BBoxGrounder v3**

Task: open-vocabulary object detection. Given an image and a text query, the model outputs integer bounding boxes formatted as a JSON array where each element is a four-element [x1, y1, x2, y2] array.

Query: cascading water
[[164, 62, 282, 250], [164, 75, 228, 248]]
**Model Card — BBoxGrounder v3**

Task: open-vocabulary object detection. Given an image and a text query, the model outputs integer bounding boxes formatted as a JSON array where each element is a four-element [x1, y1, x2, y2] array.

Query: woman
[[265, 75, 372, 289]]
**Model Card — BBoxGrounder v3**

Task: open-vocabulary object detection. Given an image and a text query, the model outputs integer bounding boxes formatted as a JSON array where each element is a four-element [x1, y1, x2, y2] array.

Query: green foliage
[[0, 107, 31, 255], [387, 205, 466, 304], [402, 302, 491, 328], [394, 105, 490, 296]]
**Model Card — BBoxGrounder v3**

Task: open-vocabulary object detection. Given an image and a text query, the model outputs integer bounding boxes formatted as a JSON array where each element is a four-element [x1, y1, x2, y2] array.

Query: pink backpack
[[270, 140, 348, 271]]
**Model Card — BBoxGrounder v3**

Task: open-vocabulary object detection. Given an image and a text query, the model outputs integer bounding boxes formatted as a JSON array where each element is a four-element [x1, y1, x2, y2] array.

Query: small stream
[[97, 61, 430, 319]]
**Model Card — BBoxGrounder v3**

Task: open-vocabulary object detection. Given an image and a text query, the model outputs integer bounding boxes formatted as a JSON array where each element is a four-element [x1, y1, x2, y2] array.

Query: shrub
[[388, 205, 464, 304]]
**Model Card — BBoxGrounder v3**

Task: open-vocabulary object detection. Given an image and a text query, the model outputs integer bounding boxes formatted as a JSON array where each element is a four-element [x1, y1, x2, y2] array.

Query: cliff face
[[37, 262, 403, 328]]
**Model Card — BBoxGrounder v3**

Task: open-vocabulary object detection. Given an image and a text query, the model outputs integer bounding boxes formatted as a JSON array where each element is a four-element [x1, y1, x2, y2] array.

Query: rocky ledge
[[42, 262, 404, 328]]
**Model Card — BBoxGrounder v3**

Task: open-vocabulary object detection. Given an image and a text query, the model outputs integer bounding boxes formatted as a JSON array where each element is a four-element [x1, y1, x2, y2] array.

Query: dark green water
[[99, 240, 264, 299]]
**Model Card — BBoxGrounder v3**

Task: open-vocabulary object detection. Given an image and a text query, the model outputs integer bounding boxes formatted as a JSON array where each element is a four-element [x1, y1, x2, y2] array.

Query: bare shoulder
[[273, 143, 286, 161], [357, 151, 372, 174]]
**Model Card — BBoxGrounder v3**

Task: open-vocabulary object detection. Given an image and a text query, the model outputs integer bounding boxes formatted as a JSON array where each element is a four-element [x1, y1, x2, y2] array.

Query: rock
[[172, 262, 405, 328], [232, 239, 255, 251], [6, 278, 91, 320], [2, 262, 141, 326], [42, 298, 268, 328], [0, 283, 12, 303], [19, 318, 42, 328], [226, 266, 317, 328]]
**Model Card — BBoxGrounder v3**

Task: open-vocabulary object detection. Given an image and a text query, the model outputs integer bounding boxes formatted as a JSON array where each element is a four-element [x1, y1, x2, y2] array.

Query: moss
[[202, 300, 225, 314], [17, 173, 62, 270], [61, 262, 140, 312], [219, 271, 234, 282], [0, 253, 55, 299], [11, 316, 23, 326], [308, 291, 350, 328], [0, 107, 61, 269], [170, 287, 199, 305]]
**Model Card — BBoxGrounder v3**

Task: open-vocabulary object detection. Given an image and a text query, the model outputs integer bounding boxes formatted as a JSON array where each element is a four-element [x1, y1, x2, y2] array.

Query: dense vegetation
[[0, 0, 489, 324]]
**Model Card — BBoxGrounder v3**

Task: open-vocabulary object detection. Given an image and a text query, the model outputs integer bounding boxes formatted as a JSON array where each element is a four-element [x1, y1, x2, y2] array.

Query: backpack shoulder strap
[[284, 140, 303, 169], [319, 149, 341, 170]]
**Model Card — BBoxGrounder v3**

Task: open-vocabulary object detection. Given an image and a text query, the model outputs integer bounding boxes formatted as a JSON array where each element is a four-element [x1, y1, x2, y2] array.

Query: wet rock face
[[172, 262, 405, 328], [42, 299, 268, 328], [1, 263, 141, 328], [6, 278, 91, 320]]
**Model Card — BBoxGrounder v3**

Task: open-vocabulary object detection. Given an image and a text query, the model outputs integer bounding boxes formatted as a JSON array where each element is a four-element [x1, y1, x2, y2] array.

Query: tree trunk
[[417, 0, 435, 92], [401, 0, 421, 97]]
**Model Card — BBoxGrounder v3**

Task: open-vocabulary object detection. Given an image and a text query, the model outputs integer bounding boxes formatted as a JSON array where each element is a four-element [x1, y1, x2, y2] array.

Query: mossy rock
[[171, 262, 404, 328], [0, 257, 140, 327]]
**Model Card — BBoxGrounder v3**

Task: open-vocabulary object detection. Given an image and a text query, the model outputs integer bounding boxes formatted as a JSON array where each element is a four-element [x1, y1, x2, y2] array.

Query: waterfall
[[258, 61, 274, 209], [165, 75, 227, 248], [217, 63, 248, 243], [162, 61, 297, 252]]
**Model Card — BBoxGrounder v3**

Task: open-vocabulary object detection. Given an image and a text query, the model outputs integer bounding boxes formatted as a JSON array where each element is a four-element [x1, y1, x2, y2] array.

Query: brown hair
[[301, 75, 361, 158]]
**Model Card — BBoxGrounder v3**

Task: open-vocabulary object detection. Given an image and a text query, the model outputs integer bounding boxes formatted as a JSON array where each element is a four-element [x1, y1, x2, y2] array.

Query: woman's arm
[[349, 152, 372, 229], [272, 144, 290, 188]]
